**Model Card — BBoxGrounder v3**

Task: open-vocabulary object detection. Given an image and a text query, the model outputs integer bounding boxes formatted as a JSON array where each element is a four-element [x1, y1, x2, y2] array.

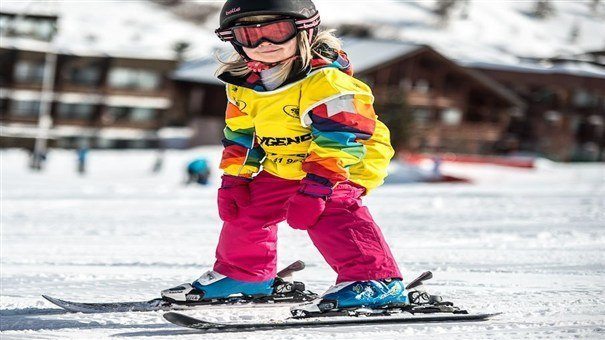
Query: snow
[[0, 0, 219, 60], [1, 148, 604, 338], [311, 0, 605, 63], [2, 1, 604, 63], [462, 60, 605, 79]]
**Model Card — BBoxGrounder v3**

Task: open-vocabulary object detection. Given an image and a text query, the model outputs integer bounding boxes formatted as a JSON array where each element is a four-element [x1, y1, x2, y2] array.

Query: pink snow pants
[[213, 171, 402, 283]]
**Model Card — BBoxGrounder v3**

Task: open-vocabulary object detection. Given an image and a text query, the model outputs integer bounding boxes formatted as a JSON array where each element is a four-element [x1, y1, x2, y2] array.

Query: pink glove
[[217, 175, 251, 222], [286, 178, 333, 230]]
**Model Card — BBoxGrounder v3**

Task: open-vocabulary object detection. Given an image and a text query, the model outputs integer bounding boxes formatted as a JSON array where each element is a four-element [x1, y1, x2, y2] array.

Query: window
[[441, 108, 462, 125], [62, 61, 102, 86], [543, 110, 561, 123], [104, 106, 129, 123], [96, 138, 115, 149], [108, 67, 161, 90], [398, 78, 412, 91], [57, 103, 95, 120], [104, 106, 156, 123], [130, 107, 156, 121], [33, 19, 55, 41], [14, 60, 45, 83], [11, 100, 40, 117], [2, 16, 56, 41], [412, 108, 431, 125], [0, 99, 8, 118], [188, 88, 205, 114], [0, 15, 11, 36], [129, 139, 148, 148], [572, 89, 598, 108], [413, 79, 430, 93], [0, 50, 14, 86], [532, 88, 558, 106]]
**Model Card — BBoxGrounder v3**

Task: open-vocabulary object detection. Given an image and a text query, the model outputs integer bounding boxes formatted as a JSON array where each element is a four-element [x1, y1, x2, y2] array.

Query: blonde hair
[[215, 15, 342, 86]]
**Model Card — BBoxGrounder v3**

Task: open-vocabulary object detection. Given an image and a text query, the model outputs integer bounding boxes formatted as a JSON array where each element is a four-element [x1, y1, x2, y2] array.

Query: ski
[[164, 269, 500, 331], [163, 311, 500, 332], [42, 260, 317, 313]]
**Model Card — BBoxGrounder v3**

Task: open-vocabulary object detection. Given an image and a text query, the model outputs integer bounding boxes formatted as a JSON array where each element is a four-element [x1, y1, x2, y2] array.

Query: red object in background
[[402, 152, 536, 169], [433, 174, 472, 183]]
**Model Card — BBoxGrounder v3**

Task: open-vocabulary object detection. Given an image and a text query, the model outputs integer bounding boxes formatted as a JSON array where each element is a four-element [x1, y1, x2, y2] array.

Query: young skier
[[162, 0, 408, 309]]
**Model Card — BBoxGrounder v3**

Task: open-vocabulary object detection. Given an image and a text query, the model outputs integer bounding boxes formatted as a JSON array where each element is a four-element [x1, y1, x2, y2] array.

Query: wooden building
[[171, 38, 524, 154], [466, 59, 605, 161], [0, 11, 185, 149]]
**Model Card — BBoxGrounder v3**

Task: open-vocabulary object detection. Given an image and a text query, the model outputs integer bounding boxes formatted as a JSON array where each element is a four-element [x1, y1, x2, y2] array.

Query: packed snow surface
[[1, 148, 604, 339]]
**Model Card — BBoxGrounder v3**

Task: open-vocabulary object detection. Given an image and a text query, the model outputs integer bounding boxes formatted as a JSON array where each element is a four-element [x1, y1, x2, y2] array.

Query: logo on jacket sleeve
[[283, 105, 299, 118]]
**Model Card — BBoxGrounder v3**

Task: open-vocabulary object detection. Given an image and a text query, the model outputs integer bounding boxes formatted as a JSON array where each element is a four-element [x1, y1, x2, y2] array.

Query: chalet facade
[[344, 39, 523, 154], [466, 59, 605, 161], [0, 11, 185, 149], [172, 38, 524, 155]]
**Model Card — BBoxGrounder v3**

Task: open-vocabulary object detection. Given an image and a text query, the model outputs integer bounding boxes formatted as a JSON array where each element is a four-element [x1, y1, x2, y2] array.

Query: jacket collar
[[217, 46, 353, 92]]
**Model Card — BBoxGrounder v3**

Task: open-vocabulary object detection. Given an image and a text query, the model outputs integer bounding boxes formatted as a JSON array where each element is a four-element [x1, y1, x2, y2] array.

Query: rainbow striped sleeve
[[302, 94, 377, 185], [219, 101, 264, 178]]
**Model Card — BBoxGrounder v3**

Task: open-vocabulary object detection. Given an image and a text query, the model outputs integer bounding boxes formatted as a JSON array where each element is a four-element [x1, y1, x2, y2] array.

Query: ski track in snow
[[1, 148, 604, 339]]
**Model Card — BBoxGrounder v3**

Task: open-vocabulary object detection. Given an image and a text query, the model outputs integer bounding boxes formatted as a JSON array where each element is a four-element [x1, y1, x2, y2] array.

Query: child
[[162, 0, 407, 309]]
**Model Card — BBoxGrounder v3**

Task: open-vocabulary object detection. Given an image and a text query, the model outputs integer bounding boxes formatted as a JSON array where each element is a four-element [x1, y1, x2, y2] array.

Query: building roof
[[171, 52, 224, 85], [340, 38, 424, 73], [463, 60, 605, 80]]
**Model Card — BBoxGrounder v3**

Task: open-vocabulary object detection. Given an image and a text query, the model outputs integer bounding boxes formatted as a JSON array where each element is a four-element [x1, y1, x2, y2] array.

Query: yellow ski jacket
[[218, 53, 394, 194]]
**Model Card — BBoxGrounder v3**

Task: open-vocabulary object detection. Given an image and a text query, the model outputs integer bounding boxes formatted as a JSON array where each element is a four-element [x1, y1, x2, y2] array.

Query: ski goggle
[[216, 14, 321, 48]]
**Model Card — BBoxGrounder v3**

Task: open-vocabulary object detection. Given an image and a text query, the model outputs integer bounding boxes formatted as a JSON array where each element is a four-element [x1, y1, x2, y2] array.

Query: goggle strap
[[216, 13, 321, 42], [294, 12, 321, 30]]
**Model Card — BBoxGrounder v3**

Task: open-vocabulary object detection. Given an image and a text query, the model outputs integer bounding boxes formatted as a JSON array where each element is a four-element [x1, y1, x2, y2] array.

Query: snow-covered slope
[[1, 1, 604, 63], [316, 0, 605, 63], [1, 148, 604, 338]]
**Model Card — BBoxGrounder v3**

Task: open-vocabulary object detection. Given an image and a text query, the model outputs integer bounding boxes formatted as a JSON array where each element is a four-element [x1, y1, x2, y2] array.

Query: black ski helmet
[[216, 0, 321, 60], [218, 0, 319, 30]]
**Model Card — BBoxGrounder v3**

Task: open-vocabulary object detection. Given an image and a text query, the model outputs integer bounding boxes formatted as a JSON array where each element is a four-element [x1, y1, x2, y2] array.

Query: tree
[[173, 41, 190, 63], [532, 0, 556, 19], [434, 0, 460, 26], [568, 22, 580, 44]]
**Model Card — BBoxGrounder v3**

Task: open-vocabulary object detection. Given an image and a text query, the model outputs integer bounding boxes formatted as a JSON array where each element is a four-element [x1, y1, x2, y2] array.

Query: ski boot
[[161, 270, 274, 303], [291, 272, 466, 318], [162, 261, 318, 305], [291, 278, 408, 317]]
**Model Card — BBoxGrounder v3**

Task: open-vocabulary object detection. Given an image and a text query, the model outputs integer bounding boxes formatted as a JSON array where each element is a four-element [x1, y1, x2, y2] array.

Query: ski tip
[[163, 312, 199, 327], [42, 294, 63, 304], [42, 295, 74, 309]]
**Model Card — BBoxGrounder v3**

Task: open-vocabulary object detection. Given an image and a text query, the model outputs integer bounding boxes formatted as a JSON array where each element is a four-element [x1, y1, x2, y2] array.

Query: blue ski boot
[[291, 278, 408, 316], [161, 270, 274, 302], [321, 279, 408, 308]]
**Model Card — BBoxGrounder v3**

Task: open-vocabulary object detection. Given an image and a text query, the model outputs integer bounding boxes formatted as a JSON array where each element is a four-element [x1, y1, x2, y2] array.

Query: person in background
[[186, 157, 211, 185], [77, 147, 88, 175]]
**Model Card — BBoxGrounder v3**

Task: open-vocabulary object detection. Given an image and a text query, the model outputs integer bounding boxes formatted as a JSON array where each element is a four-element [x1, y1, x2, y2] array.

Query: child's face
[[242, 37, 297, 64]]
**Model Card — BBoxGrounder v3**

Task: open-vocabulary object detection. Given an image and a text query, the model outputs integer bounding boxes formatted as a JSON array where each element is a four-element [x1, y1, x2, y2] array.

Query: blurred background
[[1, 0, 604, 175]]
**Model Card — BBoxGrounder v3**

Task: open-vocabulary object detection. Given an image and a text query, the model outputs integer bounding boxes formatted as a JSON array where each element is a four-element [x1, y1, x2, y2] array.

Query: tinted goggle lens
[[232, 20, 297, 48]]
